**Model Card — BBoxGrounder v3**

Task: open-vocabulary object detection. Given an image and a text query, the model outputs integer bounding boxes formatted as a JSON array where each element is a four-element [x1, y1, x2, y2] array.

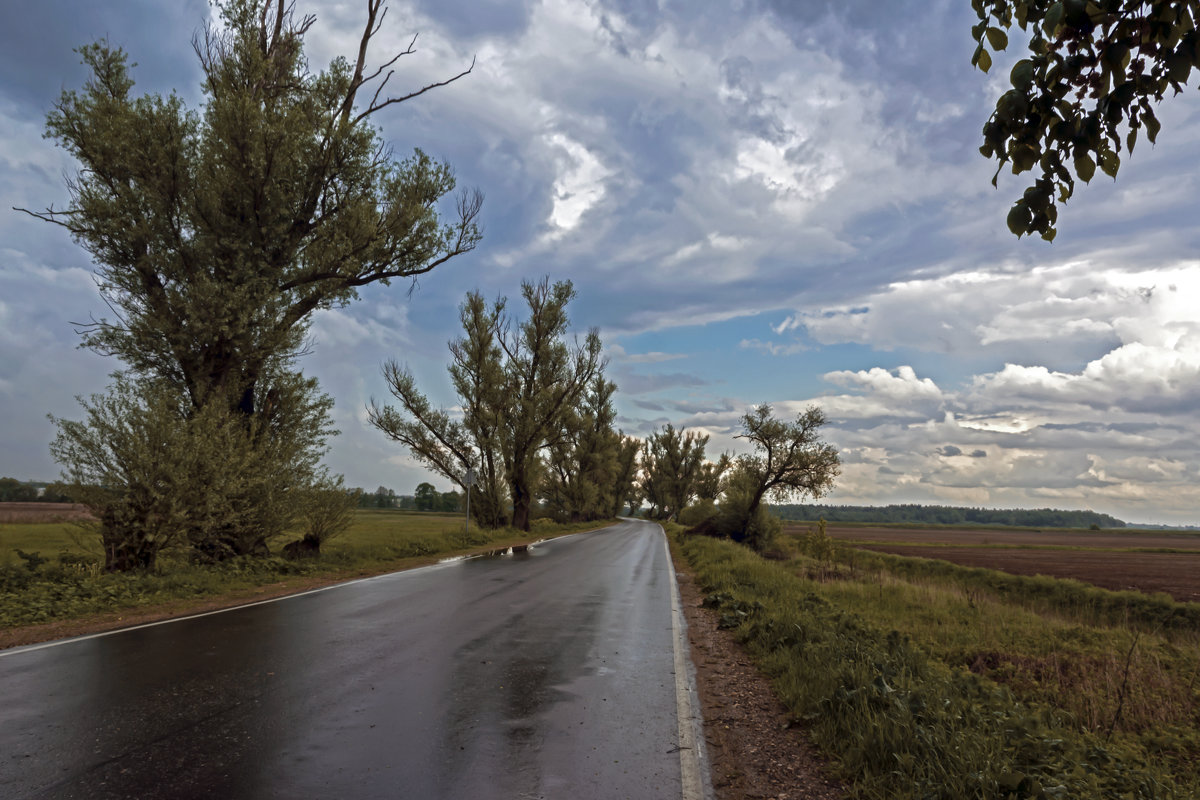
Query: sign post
[[463, 467, 475, 541]]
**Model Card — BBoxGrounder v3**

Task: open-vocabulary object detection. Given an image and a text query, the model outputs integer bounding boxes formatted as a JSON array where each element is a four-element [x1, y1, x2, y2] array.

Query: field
[[0, 502, 93, 524], [0, 504, 474, 563], [784, 523, 1200, 603]]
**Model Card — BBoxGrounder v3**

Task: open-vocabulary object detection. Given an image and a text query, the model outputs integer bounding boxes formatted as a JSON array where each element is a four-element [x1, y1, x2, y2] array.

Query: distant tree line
[[0, 478, 74, 503], [773, 503, 1126, 529], [348, 484, 464, 513]]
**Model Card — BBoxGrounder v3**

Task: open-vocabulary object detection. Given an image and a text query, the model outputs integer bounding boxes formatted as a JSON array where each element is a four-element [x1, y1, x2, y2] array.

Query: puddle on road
[[437, 539, 548, 564]]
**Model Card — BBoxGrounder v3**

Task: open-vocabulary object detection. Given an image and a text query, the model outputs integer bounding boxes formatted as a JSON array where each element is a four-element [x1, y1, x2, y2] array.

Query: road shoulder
[[670, 548, 847, 800]]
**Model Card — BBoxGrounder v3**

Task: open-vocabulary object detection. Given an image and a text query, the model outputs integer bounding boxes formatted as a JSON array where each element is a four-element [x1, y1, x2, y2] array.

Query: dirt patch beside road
[[673, 556, 846, 800]]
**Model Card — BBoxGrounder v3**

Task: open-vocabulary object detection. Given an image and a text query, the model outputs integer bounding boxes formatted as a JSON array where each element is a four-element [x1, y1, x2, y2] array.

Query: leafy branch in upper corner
[[972, 0, 1199, 240]]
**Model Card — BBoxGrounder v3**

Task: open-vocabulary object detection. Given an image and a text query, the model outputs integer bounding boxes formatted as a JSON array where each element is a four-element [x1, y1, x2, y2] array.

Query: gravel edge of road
[[663, 528, 718, 800], [667, 534, 848, 800]]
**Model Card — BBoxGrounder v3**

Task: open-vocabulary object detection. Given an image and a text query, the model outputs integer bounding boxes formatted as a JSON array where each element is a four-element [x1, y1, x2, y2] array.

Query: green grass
[[0, 510, 613, 633], [678, 531, 1200, 799], [1, 509, 475, 564], [0, 522, 91, 562]]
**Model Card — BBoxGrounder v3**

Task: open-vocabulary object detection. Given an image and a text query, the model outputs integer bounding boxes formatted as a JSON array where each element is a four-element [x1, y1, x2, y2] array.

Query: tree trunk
[[511, 478, 533, 532], [282, 535, 321, 559], [100, 511, 158, 572]]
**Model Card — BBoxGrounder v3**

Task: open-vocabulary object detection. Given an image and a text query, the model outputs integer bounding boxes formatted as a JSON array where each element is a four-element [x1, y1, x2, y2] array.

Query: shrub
[[678, 498, 717, 528]]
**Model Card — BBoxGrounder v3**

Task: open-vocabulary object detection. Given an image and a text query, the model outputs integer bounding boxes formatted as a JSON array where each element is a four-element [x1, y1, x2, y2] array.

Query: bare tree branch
[[353, 56, 475, 125]]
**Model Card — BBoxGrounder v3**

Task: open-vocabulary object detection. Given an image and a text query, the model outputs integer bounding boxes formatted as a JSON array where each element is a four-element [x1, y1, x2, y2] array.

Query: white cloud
[[671, 349, 1200, 523], [310, 305, 413, 352], [607, 343, 688, 364], [739, 338, 809, 356], [544, 131, 610, 236], [818, 366, 945, 420], [971, 329, 1200, 414]]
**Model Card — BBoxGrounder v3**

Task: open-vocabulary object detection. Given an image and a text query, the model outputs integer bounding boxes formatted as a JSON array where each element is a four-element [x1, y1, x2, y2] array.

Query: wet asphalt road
[[0, 520, 694, 799]]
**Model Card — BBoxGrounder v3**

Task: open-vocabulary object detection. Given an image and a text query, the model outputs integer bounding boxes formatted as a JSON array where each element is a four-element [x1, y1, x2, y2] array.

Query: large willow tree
[[29, 0, 481, 416], [29, 0, 481, 567]]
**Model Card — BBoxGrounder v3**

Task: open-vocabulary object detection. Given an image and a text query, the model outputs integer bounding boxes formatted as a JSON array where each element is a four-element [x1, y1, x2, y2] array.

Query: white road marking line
[[0, 560, 455, 659], [660, 524, 715, 800], [0, 524, 620, 659]]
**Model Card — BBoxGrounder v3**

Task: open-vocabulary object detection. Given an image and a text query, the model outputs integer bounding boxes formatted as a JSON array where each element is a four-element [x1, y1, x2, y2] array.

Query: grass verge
[[678, 531, 1198, 799]]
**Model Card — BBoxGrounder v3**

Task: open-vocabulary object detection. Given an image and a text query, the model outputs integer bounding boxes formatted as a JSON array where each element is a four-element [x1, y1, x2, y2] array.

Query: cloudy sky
[[2, 0, 1198, 525]]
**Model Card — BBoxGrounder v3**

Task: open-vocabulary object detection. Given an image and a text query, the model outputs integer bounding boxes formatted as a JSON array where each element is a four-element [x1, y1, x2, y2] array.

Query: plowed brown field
[[0, 503, 93, 524], [783, 523, 1200, 604]]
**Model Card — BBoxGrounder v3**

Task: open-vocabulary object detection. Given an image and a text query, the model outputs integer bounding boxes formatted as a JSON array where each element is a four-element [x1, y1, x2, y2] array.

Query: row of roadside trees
[[369, 276, 841, 550], [28, 0, 839, 569]]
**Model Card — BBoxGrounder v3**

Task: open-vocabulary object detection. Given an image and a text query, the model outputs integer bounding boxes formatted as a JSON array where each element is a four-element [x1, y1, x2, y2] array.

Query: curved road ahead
[[1, 519, 708, 799]]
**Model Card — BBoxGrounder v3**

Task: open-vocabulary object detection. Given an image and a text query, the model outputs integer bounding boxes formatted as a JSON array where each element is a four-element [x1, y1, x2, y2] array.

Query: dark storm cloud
[[0, 1, 210, 110], [412, 0, 530, 40]]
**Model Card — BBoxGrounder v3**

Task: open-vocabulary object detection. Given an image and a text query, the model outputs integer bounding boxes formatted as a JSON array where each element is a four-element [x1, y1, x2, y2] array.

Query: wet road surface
[[0, 520, 700, 799]]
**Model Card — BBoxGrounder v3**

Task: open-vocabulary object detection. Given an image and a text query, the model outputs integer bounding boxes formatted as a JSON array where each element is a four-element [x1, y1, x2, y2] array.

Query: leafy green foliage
[[713, 404, 839, 552], [293, 476, 359, 551], [0, 479, 40, 502], [30, 0, 481, 569], [370, 279, 605, 531], [540, 376, 632, 522], [640, 424, 711, 520], [972, 0, 1200, 239], [30, 0, 480, 418], [50, 373, 335, 569], [708, 464, 784, 552], [414, 482, 439, 512]]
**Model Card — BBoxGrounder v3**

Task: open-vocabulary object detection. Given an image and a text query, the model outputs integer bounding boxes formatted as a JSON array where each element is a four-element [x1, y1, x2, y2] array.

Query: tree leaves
[[1042, 1, 1066, 35], [973, 0, 1199, 239], [1099, 148, 1121, 178], [974, 44, 994, 73], [1010, 59, 1034, 91], [372, 279, 605, 532], [1144, 107, 1161, 143], [1074, 151, 1096, 182]]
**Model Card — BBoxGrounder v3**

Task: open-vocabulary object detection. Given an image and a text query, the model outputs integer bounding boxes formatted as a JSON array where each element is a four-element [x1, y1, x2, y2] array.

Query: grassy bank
[[677, 531, 1200, 799], [0, 510, 611, 633], [835, 545, 1200, 634]]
